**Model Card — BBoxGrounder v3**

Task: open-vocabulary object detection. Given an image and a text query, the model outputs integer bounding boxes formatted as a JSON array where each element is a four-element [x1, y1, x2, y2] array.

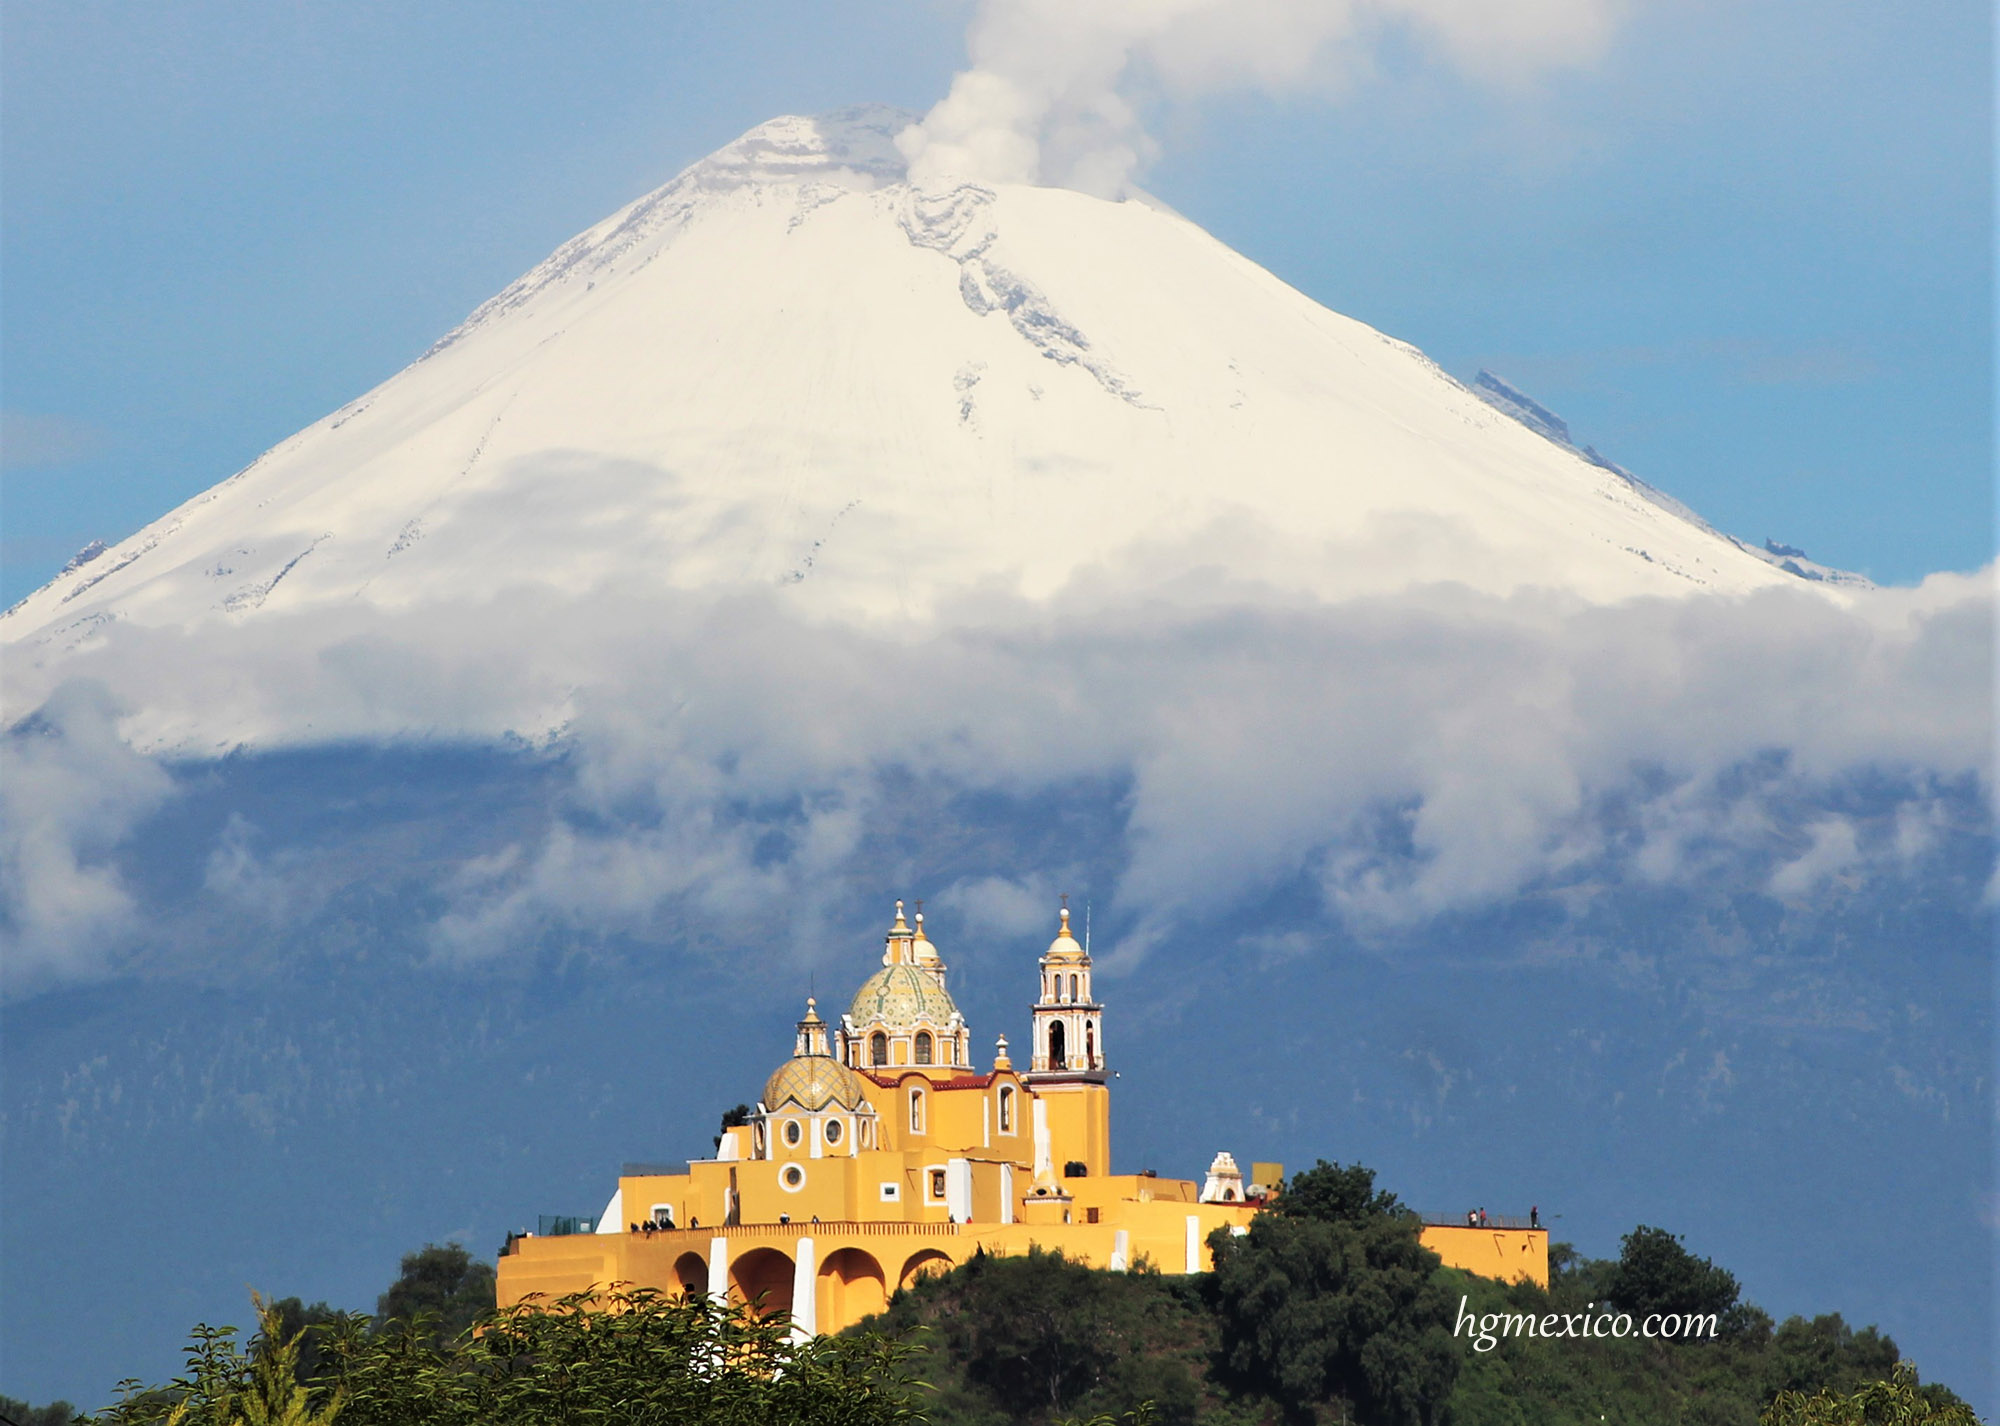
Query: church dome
[[1044, 905, 1085, 962], [847, 962, 959, 1030], [763, 1053, 869, 1112]]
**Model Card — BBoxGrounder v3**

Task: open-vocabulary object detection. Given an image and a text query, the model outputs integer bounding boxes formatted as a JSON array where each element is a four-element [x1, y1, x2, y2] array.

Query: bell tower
[[1022, 898, 1111, 1179], [1026, 900, 1105, 1078]]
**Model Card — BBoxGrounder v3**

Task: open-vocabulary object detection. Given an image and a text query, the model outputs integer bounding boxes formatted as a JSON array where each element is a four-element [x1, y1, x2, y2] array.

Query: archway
[[898, 1248, 956, 1292], [818, 1247, 887, 1327], [671, 1251, 708, 1298], [730, 1246, 795, 1320], [1048, 1020, 1066, 1070]]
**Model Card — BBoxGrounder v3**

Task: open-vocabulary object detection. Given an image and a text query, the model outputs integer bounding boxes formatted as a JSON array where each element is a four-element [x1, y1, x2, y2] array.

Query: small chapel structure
[[496, 900, 1545, 1335]]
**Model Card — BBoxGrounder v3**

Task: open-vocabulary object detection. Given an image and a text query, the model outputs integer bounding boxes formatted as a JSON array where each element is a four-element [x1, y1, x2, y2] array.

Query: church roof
[[762, 1053, 869, 1112], [847, 961, 959, 1030]]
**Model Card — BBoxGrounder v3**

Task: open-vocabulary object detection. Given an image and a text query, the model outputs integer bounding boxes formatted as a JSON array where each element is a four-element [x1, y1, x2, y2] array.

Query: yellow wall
[[501, 1195, 1259, 1332], [1034, 1082, 1111, 1176], [504, 1210, 1550, 1336], [1420, 1224, 1548, 1287]]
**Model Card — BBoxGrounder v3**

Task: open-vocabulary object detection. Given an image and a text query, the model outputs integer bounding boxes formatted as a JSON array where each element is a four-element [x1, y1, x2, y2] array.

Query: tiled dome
[[847, 962, 959, 1031], [763, 1053, 869, 1112]]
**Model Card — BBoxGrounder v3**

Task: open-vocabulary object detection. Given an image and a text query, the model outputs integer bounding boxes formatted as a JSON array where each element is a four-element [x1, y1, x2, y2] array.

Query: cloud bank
[[3, 561, 1988, 994], [899, 0, 1620, 194]]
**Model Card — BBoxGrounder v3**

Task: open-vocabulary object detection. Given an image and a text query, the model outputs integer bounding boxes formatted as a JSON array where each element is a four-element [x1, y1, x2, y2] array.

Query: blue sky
[[1, 1, 1990, 606]]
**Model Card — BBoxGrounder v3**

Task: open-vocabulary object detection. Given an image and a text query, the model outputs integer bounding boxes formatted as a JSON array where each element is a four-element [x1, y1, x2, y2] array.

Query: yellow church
[[497, 900, 1545, 1335]]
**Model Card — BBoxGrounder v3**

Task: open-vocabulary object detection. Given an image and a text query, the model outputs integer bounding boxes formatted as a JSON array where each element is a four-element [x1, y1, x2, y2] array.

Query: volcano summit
[[3, 106, 1823, 753]]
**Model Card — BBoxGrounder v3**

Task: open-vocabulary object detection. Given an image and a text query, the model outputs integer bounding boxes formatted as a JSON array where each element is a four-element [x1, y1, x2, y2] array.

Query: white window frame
[[780, 1163, 807, 1193]]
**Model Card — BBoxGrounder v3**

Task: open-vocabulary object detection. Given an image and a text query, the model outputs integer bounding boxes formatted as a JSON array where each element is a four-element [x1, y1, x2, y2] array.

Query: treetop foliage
[[1604, 1225, 1745, 1326], [95, 1286, 923, 1426], [373, 1243, 495, 1349], [1209, 1160, 1456, 1426], [1267, 1159, 1408, 1226], [1762, 1361, 1979, 1425]]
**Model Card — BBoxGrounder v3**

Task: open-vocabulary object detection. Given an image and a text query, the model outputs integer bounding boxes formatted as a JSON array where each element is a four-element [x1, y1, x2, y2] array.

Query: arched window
[[909, 1089, 925, 1134], [870, 1031, 888, 1067], [915, 1031, 933, 1065], [998, 1086, 1014, 1133], [1069, 974, 1079, 1002], [1048, 1020, 1067, 1070], [1085, 1022, 1096, 1065]]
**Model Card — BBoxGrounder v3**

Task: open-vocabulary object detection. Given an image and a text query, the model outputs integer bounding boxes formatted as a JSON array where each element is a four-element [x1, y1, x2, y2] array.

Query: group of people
[[1462, 1205, 1541, 1228], [630, 1216, 685, 1234]]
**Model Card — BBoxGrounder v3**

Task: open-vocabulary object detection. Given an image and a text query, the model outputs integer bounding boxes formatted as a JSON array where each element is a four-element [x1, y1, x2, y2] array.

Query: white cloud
[[0, 679, 173, 995], [900, 0, 1621, 194], [3, 563, 1990, 989], [1767, 817, 1862, 898]]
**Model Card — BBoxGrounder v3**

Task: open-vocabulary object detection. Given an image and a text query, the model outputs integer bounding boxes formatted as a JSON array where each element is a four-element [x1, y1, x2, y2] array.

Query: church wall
[[1031, 1081, 1111, 1176], [1418, 1224, 1549, 1286]]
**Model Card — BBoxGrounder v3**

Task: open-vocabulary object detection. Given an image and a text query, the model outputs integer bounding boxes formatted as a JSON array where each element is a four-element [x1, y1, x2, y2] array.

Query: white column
[[982, 1096, 991, 1149], [1184, 1216, 1202, 1275], [1032, 1099, 1054, 1184], [946, 1158, 973, 1223], [708, 1236, 730, 1310], [1109, 1229, 1130, 1272], [999, 1163, 1015, 1224], [810, 1119, 823, 1159], [790, 1237, 817, 1342]]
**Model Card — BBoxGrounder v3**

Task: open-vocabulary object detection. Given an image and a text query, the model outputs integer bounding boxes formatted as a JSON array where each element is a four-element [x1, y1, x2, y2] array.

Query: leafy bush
[[95, 1286, 924, 1426], [1208, 1160, 1458, 1426]]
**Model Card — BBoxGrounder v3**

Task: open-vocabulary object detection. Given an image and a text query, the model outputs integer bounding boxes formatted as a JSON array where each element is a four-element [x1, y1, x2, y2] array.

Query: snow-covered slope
[[5, 105, 1813, 746]]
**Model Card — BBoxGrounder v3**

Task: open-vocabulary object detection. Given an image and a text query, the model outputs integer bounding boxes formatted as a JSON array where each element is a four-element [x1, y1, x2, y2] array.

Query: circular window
[[781, 1164, 806, 1192], [823, 1118, 842, 1145], [783, 1119, 802, 1146]]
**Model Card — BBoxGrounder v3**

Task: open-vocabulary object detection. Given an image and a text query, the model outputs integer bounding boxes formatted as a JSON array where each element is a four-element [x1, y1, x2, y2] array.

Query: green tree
[[1604, 1225, 1744, 1328], [1770, 1316, 1901, 1399], [715, 1103, 753, 1153], [1209, 1160, 1458, 1426], [865, 1247, 1241, 1426], [262, 1300, 343, 1388], [99, 1286, 923, 1426], [371, 1243, 494, 1349], [1762, 1361, 1978, 1425], [0, 1396, 85, 1426]]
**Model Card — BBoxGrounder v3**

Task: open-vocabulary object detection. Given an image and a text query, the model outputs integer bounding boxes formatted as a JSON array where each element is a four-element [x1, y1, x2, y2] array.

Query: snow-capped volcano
[[6, 106, 1813, 747]]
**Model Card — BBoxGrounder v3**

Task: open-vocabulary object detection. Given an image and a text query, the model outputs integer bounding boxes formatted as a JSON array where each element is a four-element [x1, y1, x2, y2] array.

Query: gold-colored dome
[[847, 962, 959, 1030], [1044, 905, 1085, 962], [763, 1053, 868, 1112]]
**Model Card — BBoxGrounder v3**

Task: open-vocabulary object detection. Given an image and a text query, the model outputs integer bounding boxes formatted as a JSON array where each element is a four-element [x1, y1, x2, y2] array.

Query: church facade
[[496, 901, 1545, 1335]]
